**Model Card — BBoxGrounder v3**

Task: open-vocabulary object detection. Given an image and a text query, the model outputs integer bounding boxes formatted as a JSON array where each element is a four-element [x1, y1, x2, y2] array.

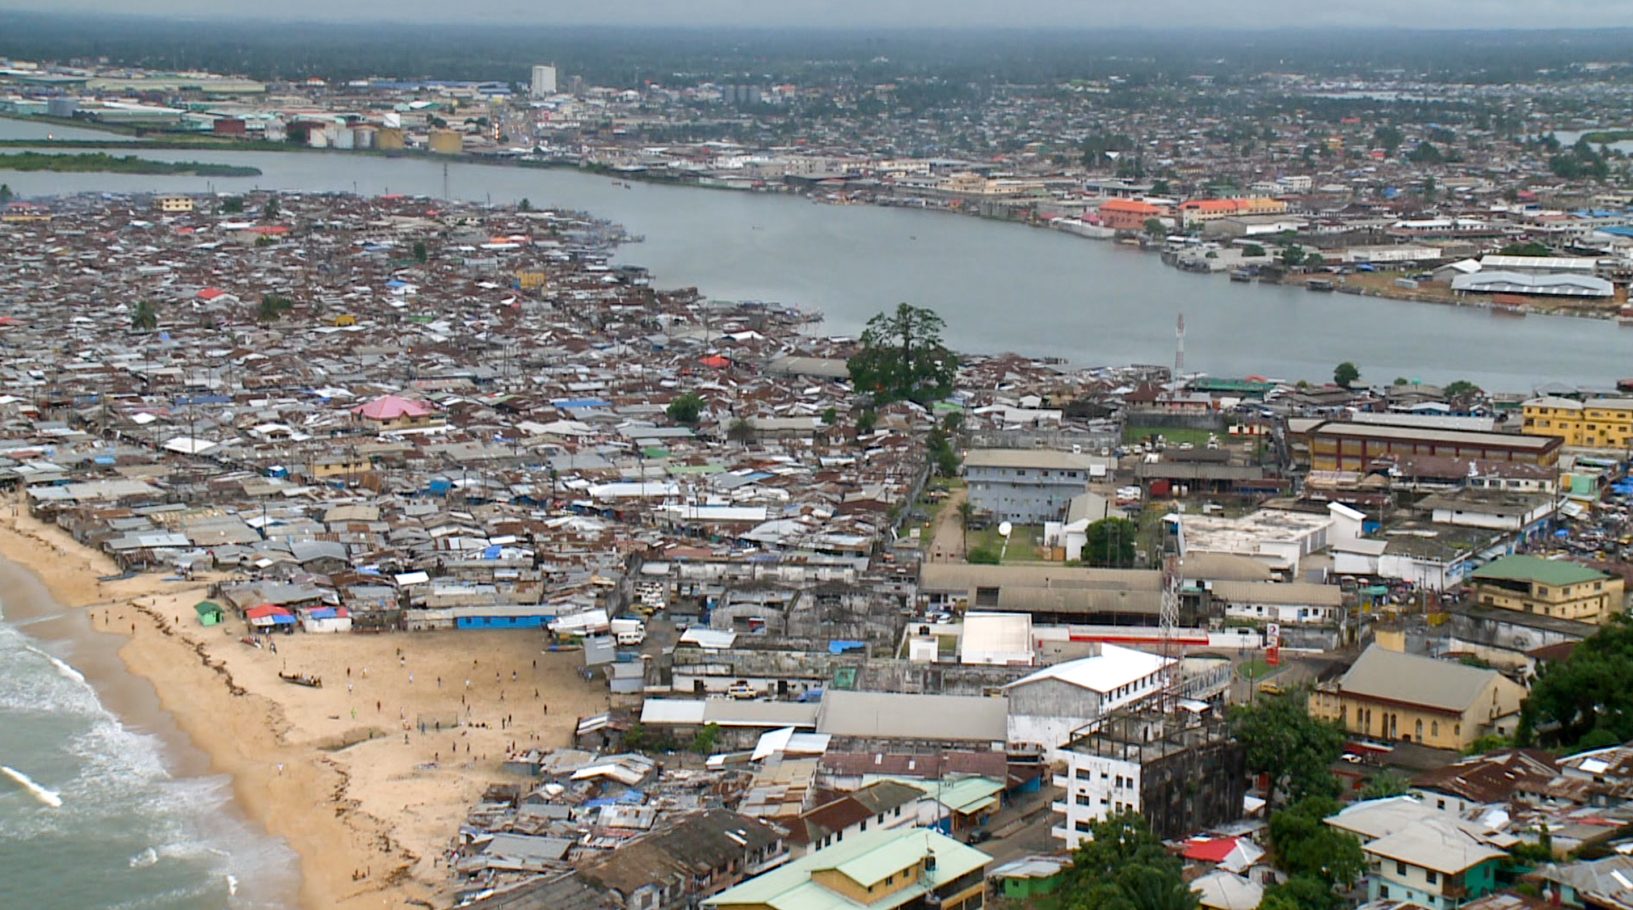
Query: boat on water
[[1306, 279, 1336, 292], [1229, 269, 1255, 283], [278, 672, 323, 688]]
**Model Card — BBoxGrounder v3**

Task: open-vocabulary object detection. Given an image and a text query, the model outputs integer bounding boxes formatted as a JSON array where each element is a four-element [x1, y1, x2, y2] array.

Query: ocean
[[0, 591, 299, 909]]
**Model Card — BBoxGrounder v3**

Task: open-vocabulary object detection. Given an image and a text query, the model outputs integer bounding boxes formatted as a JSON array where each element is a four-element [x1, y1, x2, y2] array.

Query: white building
[[1003, 644, 1170, 757], [530, 64, 558, 98], [1170, 502, 1362, 577], [965, 448, 1097, 524]]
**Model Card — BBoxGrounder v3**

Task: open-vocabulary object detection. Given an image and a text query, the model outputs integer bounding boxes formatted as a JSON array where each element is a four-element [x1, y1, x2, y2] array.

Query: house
[[1468, 556, 1624, 625], [786, 780, 924, 856], [351, 394, 442, 431], [1308, 422, 1561, 472], [963, 448, 1096, 524], [1326, 799, 1511, 910], [814, 691, 1007, 750], [1192, 871, 1264, 910], [577, 809, 787, 910], [1003, 644, 1171, 756], [1411, 750, 1560, 817], [1522, 398, 1633, 450], [1308, 646, 1527, 750], [703, 826, 990, 910], [1532, 854, 1633, 910]]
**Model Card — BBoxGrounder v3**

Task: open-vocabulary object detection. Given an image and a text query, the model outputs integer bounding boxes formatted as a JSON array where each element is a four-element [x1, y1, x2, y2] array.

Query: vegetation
[[847, 303, 958, 405], [1443, 379, 1481, 398], [1580, 130, 1633, 145], [1498, 241, 1553, 257], [726, 417, 756, 445], [666, 391, 705, 425], [855, 409, 877, 436], [1358, 771, 1410, 800], [1058, 813, 1196, 910], [820, 406, 837, 425], [412, 240, 428, 262], [257, 294, 295, 322], [1268, 795, 1366, 904], [1280, 244, 1310, 267], [967, 546, 1001, 565], [1333, 361, 1360, 387], [262, 195, 280, 220], [927, 425, 960, 477], [220, 196, 244, 214], [1143, 217, 1167, 236], [0, 183, 11, 204], [1549, 138, 1610, 181], [1228, 689, 1345, 809], [690, 722, 720, 755], [1242, 243, 1266, 258], [0, 151, 260, 176], [129, 299, 158, 331], [1083, 517, 1138, 568], [1519, 615, 1633, 750]]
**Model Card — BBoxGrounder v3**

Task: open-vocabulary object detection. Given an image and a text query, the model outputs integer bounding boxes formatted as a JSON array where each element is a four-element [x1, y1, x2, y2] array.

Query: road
[[925, 486, 969, 563]]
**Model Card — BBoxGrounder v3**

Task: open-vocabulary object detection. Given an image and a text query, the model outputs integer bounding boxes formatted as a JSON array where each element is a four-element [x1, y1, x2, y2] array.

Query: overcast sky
[[6, 0, 1633, 29]]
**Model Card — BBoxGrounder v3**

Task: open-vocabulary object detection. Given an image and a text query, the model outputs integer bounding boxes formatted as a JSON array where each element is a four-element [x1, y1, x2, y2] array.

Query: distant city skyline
[[3, 0, 1632, 30]]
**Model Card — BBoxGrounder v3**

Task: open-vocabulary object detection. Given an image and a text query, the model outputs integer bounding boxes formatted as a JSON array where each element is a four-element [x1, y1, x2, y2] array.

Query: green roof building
[[1469, 556, 1623, 625], [704, 827, 990, 910]]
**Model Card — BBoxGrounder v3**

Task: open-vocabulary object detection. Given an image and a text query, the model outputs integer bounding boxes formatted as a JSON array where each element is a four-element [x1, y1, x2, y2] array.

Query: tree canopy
[[1084, 517, 1138, 567], [846, 303, 958, 405], [130, 299, 158, 332], [1060, 813, 1197, 910], [1269, 795, 1366, 889], [1519, 615, 1633, 750], [1333, 362, 1360, 387], [666, 391, 705, 425], [1227, 689, 1345, 809]]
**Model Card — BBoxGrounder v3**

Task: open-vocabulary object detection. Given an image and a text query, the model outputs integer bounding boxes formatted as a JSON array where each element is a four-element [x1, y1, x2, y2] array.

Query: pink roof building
[[351, 394, 434, 421]]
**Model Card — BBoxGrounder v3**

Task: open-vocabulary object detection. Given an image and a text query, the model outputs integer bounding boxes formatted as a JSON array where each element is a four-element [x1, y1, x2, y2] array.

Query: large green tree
[[1333, 362, 1360, 387], [1084, 517, 1138, 567], [1227, 689, 1346, 809], [846, 303, 958, 405], [130, 299, 158, 332], [666, 391, 705, 425], [1519, 614, 1633, 750], [1269, 796, 1366, 888], [1061, 813, 1196, 910]]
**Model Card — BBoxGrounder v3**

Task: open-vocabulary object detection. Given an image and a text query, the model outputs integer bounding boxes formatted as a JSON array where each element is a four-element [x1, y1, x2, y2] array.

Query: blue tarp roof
[[553, 398, 611, 409], [481, 545, 502, 559], [828, 640, 866, 654], [583, 789, 645, 808]]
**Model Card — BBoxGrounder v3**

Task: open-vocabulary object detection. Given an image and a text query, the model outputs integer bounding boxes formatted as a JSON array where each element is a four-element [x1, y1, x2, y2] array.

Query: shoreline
[[0, 500, 611, 909]]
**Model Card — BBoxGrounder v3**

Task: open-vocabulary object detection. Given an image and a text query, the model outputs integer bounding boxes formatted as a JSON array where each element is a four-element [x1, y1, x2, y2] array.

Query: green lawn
[[1123, 425, 1219, 447], [967, 524, 1046, 562]]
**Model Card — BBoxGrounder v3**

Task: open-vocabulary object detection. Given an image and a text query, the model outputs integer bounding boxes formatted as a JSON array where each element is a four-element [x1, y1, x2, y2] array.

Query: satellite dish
[[998, 521, 1013, 538]]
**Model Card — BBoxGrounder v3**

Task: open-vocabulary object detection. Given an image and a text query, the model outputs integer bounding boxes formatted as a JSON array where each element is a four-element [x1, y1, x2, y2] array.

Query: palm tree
[[957, 499, 974, 552], [726, 418, 757, 447], [130, 299, 158, 332]]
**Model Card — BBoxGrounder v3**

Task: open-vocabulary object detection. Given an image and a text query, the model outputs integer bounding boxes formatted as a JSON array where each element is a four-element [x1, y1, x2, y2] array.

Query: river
[[0, 118, 1626, 392]]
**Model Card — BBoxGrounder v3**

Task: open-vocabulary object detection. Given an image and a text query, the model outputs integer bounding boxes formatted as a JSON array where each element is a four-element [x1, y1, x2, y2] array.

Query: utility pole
[[1174, 312, 1185, 378]]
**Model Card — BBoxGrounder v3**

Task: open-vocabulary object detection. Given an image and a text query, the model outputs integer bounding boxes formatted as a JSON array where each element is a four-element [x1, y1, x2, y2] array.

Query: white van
[[611, 618, 645, 646]]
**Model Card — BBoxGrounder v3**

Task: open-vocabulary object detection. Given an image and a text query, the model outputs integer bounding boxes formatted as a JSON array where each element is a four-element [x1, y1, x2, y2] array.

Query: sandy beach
[[0, 504, 611, 909]]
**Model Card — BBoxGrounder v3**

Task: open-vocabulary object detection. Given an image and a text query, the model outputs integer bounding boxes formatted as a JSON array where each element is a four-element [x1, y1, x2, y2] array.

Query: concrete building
[[155, 194, 195, 213], [1308, 645, 1527, 750], [1326, 799, 1506, 910], [1468, 555, 1624, 625], [1003, 644, 1171, 756], [963, 448, 1095, 523], [531, 64, 558, 98], [578, 809, 788, 910], [1051, 708, 1245, 848], [704, 826, 990, 910], [1522, 397, 1633, 450], [1170, 502, 1363, 577], [1309, 422, 1561, 471]]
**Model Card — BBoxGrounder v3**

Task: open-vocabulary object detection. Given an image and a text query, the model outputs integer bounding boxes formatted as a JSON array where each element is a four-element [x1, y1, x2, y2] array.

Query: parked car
[[966, 829, 992, 844]]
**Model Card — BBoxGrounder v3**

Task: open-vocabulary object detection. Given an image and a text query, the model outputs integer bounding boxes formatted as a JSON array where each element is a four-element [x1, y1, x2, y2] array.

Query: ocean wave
[[2, 764, 64, 808], [24, 642, 88, 684]]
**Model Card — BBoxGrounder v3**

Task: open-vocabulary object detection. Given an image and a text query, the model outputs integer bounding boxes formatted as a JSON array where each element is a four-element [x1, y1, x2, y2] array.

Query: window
[[894, 807, 902, 817], [1437, 799, 1446, 810], [1075, 820, 1091, 832], [887, 875, 895, 886], [1397, 862, 1408, 876], [1076, 794, 1092, 806], [1427, 871, 1438, 886], [1076, 768, 1091, 780], [860, 820, 868, 832], [1431, 721, 1439, 738], [1380, 886, 1391, 899]]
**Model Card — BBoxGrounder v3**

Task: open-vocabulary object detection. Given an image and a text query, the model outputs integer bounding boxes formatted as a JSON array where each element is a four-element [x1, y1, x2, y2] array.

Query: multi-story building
[[1468, 555, 1624, 625], [1522, 397, 1633, 450], [1327, 799, 1506, 910], [155, 194, 195, 213], [1097, 198, 1167, 232], [704, 826, 990, 910], [579, 809, 787, 910], [1308, 645, 1527, 750], [964, 448, 1095, 524], [1309, 421, 1561, 472], [530, 64, 558, 98], [1051, 708, 1245, 849]]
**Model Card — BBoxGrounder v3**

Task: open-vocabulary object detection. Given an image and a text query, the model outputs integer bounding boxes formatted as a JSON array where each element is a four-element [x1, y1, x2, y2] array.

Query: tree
[[518, 197, 533, 212], [855, 409, 877, 436], [820, 407, 838, 426], [1358, 771, 1410, 800], [1228, 689, 1346, 809], [1268, 796, 1365, 889], [1444, 379, 1481, 399], [1333, 361, 1360, 387], [1149, 179, 1172, 196], [258, 294, 294, 323], [1281, 244, 1308, 267], [726, 417, 756, 446], [1260, 875, 1342, 910], [846, 303, 958, 405], [1519, 614, 1633, 750], [412, 240, 428, 263], [1084, 517, 1138, 568], [690, 722, 720, 755], [0, 183, 11, 205], [1242, 243, 1267, 258], [1372, 125, 1404, 155], [1144, 217, 1167, 237], [1407, 141, 1444, 165], [130, 299, 158, 331], [220, 196, 244, 214], [1422, 175, 1438, 203], [927, 427, 961, 478], [666, 391, 704, 425], [958, 500, 975, 551], [1060, 813, 1196, 910], [262, 195, 280, 220], [1498, 241, 1552, 257]]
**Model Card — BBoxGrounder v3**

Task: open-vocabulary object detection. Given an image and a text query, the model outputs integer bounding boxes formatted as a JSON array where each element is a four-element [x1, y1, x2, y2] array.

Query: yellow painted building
[[705, 827, 988, 910], [1309, 645, 1526, 751], [1468, 555, 1624, 625], [1522, 396, 1633, 449], [375, 127, 406, 151], [155, 195, 195, 213]]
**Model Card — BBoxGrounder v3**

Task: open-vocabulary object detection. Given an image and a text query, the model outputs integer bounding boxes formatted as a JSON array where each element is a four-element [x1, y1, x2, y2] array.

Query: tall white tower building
[[530, 65, 558, 98]]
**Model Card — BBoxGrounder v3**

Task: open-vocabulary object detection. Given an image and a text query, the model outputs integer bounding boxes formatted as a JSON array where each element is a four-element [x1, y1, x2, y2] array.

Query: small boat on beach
[[278, 672, 323, 688], [1306, 279, 1336, 292]]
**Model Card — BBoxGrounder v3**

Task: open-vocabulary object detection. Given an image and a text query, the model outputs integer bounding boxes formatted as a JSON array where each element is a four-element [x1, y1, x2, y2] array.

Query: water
[[0, 592, 298, 909], [0, 119, 1628, 390]]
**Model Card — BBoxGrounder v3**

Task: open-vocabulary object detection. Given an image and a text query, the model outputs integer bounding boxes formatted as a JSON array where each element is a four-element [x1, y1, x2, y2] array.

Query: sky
[[5, 0, 1633, 30]]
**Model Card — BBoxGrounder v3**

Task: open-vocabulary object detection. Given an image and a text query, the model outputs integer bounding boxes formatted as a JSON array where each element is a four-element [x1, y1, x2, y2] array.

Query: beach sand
[[0, 505, 612, 909]]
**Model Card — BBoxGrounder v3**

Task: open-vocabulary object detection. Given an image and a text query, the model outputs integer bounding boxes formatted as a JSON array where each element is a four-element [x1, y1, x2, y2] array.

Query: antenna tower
[[1158, 553, 1183, 711], [1174, 313, 1186, 377]]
